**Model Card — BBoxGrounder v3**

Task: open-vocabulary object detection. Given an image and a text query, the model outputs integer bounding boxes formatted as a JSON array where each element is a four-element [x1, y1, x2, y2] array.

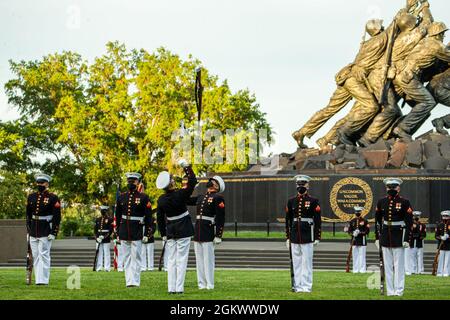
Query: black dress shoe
[[176, 292, 184, 294], [168, 292, 176, 294], [36, 283, 48, 286]]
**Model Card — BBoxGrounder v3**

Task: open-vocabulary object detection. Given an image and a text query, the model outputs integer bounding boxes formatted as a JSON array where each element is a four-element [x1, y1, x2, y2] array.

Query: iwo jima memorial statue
[[196, 0, 450, 226]]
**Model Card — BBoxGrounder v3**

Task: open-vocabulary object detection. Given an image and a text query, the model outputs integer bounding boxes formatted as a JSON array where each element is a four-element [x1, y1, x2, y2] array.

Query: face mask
[[355, 213, 361, 217], [206, 180, 214, 188], [387, 189, 398, 197], [37, 185, 46, 192], [414, 217, 419, 221], [128, 183, 137, 191], [297, 186, 307, 194], [101, 210, 107, 216]]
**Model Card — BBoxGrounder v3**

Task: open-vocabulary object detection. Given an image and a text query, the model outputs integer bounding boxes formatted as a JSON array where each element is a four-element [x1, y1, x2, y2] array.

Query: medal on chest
[[395, 203, 401, 210], [207, 197, 213, 204], [305, 201, 310, 208], [43, 197, 49, 204], [135, 197, 141, 205]]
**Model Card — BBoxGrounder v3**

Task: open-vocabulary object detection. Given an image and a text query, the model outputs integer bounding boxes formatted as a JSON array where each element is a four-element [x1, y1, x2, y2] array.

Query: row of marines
[[26, 167, 450, 296]]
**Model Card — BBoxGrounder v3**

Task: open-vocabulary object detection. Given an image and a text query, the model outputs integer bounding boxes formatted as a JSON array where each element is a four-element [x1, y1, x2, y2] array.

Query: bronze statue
[[428, 66, 450, 109], [318, 9, 429, 147], [432, 114, 450, 135], [392, 22, 450, 141], [293, 0, 450, 149], [292, 19, 390, 148], [357, 7, 433, 145]]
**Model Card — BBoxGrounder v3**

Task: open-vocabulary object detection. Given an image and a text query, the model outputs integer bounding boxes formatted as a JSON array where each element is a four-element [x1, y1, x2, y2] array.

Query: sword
[[26, 234, 33, 285], [432, 241, 444, 276], [346, 236, 355, 273], [93, 241, 100, 271], [158, 239, 167, 272], [287, 218, 295, 292]]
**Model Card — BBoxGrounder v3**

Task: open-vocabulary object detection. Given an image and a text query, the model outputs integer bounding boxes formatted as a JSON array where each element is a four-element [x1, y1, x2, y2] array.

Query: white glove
[[286, 239, 290, 249], [313, 240, 320, 246], [213, 237, 222, 245], [177, 158, 189, 168], [142, 236, 149, 243], [353, 230, 360, 237], [375, 240, 380, 249], [99, 235, 104, 240], [403, 242, 410, 248], [48, 234, 55, 241], [441, 234, 449, 241], [96, 237, 102, 243]]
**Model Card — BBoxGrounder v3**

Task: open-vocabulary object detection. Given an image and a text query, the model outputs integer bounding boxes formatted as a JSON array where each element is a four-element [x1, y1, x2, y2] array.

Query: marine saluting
[[189, 175, 226, 290]]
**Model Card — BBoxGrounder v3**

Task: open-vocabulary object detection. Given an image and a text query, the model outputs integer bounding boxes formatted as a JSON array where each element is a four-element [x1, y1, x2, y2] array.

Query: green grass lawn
[[1, 268, 449, 300]]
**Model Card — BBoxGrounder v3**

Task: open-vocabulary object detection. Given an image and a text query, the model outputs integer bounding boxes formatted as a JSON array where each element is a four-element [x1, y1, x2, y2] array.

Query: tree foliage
[[1, 42, 272, 210], [0, 170, 28, 219]]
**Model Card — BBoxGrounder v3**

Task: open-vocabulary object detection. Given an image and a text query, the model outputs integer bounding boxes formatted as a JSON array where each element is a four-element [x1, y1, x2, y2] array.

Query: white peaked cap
[[156, 171, 171, 189]]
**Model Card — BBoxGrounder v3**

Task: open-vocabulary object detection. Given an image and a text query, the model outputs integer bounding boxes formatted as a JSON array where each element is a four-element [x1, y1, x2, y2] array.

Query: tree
[[2, 41, 272, 208], [0, 170, 28, 219]]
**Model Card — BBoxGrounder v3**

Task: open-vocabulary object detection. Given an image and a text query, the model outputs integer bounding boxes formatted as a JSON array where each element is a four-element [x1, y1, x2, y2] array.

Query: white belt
[[167, 211, 189, 221], [293, 217, 313, 223], [196, 215, 215, 222], [32, 215, 53, 221], [383, 221, 405, 227], [99, 229, 110, 233], [121, 215, 144, 223]]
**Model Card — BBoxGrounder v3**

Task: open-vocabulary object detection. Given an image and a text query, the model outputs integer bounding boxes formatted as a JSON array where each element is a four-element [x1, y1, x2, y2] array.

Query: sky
[[0, 0, 449, 156]]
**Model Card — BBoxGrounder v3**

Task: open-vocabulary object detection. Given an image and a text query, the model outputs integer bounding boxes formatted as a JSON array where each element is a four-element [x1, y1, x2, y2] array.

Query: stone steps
[[1, 247, 436, 272]]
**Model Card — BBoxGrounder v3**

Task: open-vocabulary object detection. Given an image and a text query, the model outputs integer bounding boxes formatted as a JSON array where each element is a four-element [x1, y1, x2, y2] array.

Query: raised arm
[[180, 165, 198, 200]]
